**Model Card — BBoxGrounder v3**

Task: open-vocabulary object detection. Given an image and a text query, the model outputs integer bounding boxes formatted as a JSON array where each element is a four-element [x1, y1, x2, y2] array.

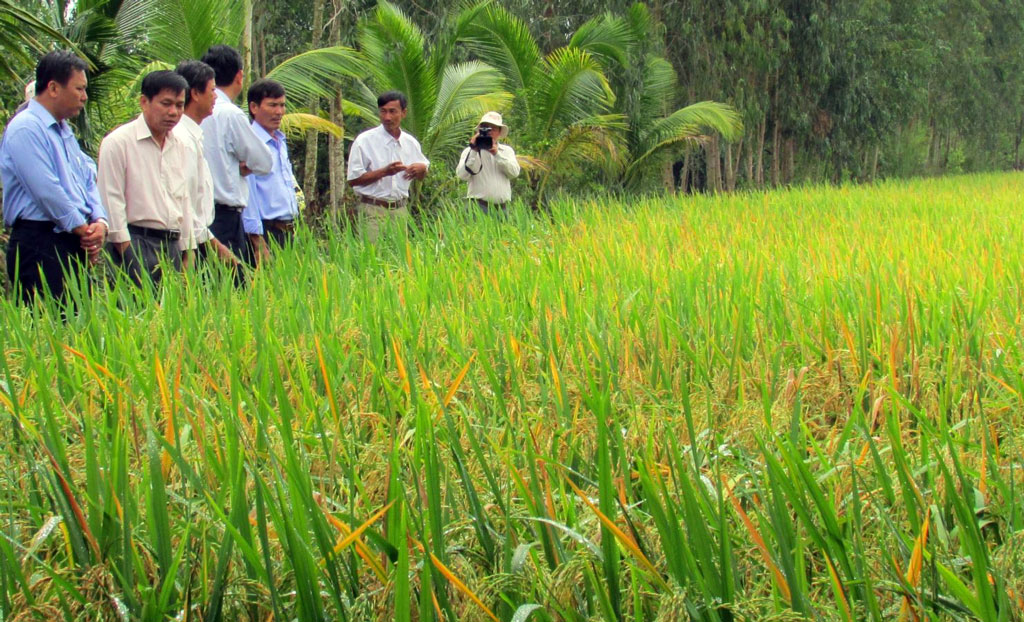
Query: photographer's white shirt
[[348, 125, 429, 201], [456, 144, 520, 204]]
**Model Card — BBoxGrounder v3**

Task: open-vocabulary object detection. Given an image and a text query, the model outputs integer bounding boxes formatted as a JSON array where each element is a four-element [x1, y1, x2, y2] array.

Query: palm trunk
[[770, 118, 780, 187], [706, 135, 721, 193], [783, 138, 795, 184], [302, 0, 326, 211], [724, 139, 737, 191], [328, 0, 346, 213], [755, 114, 766, 187], [242, 0, 253, 83]]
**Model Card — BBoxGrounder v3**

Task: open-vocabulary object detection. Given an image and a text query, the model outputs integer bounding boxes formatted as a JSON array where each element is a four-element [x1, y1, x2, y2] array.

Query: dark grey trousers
[[109, 235, 181, 287]]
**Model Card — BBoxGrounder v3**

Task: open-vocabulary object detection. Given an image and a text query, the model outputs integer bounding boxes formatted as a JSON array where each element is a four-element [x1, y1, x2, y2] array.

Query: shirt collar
[[132, 114, 181, 145], [251, 120, 284, 145], [177, 114, 200, 136], [375, 124, 404, 144], [27, 99, 67, 133]]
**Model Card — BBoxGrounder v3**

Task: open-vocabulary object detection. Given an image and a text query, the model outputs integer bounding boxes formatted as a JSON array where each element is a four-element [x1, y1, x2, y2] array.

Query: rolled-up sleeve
[[347, 137, 367, 180], [97, 135, 130, 243], [5, 127, 89, 232]]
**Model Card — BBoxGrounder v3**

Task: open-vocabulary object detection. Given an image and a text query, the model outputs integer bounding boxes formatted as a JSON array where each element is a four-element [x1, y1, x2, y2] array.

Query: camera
[[474, 125, 493, 151]]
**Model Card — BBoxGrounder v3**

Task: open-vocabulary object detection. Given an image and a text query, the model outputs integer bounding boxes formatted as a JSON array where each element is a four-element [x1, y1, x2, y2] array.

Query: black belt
[[10, 219, 57, 232], [215, 203, 245, 213], [128, 224, 180, 241]]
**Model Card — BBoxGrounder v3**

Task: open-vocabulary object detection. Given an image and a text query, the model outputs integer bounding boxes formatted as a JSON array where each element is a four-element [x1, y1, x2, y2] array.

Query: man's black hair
[[247, 79, 286, 112], [175, 60, 215, 106], [201, 45, 243, 87], [35, 51, 88, 95], [377, 90, 407, 110], [141, 70, 188, 99]]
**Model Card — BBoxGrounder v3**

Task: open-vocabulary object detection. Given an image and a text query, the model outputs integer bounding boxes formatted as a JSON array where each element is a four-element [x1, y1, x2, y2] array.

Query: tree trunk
[[724, 139, 737, 191], [681, 151, 692, 193], [756, 114, 766, 187], [328, 0, 346, 213], [870, 145, 880, 180], [662, 159, 675, 194], [242, 0, 253, 83], [706, 135, 721, 193], [783, 137, 795, 184], [302, 0, 326, 211], [928, 117, 940, 171], [745, 139, 753, 186], [770, 118, 780, 187]]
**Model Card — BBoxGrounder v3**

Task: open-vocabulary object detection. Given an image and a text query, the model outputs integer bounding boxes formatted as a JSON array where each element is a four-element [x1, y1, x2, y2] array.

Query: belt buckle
[[168, 229, 181, 241]]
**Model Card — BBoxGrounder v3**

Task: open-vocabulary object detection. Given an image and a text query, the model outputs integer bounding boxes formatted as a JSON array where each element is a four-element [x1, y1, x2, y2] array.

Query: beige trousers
[[357, 201, 410, 243]]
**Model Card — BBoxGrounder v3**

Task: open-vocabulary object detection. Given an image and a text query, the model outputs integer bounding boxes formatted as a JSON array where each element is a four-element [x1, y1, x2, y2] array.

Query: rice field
[[1, 173, 1022, 622]]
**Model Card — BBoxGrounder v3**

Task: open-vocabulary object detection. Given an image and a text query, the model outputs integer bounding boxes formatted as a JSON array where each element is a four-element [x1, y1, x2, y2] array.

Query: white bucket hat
[[478, 111, 509, 138]]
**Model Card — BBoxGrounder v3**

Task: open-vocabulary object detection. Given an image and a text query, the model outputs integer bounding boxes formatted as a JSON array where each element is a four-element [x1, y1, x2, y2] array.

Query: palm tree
[[457, 3, 626, 201], [568, 4, 743, 190], [353, 1, 512, 165]]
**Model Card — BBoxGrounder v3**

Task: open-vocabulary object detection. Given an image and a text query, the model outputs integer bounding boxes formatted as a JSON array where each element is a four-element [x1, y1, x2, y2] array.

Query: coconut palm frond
[[358, 1, 437, 138], [266, 46, 368, 105], [428, 91, 513, 160], [532, 47, 615, 138], [568, 13, 632, 70], [0, 0, 80, 78], [430, 61, 506, 129], [624, 101, 743, 184], [280, 113, 343, 139], [460, 4, 540, 92], [430, 0, 493, 81], [130, 0, 245, 61]]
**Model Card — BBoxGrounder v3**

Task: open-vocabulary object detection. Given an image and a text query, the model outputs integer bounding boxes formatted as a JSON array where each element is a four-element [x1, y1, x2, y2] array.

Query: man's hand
[[239, 162, 253, 177], [469, 131, 480, 149], [383, 161, 406, 177], [211, 238, 242, 266], [403, 162, 428, 180], [249, 234, 270, 266], [76, 221, 107, 264], [488, 141, 499, 155]]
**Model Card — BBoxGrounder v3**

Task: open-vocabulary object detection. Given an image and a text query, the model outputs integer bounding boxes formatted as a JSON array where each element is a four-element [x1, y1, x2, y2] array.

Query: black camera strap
[[464, 148, 483, 176]]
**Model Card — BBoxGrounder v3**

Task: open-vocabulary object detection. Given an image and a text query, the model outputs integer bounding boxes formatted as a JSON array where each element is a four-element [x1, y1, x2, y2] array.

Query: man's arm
[[455, 147, 475, 182], [495, 145, 521, 179], [228, 113, 273, 175], [347, 138, 406, 187], [5, 127, 90, 232], [96, 135, 131, 252]]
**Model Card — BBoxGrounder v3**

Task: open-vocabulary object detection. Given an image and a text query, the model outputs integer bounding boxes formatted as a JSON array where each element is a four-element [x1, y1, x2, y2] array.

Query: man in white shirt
[[98, 70, 194, 285], [347, 91, 429, 242], [456, 111, 520, 214], [175, 59, 240, 269], [199, 45, 273, 266]]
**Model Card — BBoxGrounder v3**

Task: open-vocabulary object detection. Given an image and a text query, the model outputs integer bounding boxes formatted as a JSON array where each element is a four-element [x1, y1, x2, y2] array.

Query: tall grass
[[1, 172, 1022, 621]]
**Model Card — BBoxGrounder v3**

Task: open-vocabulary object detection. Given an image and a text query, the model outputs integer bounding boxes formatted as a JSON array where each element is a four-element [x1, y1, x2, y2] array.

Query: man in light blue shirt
[[245, 79, 298, 260], [200, 45, 273, 268], [0, 51, 108, 305]]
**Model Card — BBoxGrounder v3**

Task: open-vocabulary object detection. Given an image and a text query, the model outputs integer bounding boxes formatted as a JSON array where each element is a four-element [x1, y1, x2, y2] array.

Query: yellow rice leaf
[[563, 473, 670, 591], [429, 552, 500, 622], [443, 354, 476, 407]]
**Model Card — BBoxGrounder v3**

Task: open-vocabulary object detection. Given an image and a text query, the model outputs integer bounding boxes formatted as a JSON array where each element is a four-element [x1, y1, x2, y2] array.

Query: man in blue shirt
[[0, 51, 108, 305], [245, 79, 298, 261]]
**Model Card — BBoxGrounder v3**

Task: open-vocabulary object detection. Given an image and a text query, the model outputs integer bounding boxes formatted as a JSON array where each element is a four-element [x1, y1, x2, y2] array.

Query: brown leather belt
[[358, 195, 407, 209], [262, 219, 295, 231]]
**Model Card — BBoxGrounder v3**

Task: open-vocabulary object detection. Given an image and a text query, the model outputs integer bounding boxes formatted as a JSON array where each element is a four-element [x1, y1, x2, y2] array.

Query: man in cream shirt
[[98, 70, 194, 285], [347, 91, 429, 242], [456, 111, 520, 214], [174, 59, 239, 268]]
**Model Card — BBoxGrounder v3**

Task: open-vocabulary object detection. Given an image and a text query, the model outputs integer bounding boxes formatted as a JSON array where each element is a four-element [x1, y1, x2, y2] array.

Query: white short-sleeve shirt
[[347, 125, 429, 200]]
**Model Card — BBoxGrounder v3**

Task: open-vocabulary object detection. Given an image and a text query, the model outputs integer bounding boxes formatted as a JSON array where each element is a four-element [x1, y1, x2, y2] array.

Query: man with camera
[[456, 112, 520, 213]]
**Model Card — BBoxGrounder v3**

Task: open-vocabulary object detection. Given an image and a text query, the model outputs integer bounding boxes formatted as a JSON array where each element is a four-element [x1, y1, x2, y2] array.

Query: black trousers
[[195, 239, 246, 287], [109, 233, 181, 287], [261, 219, 295, 250], [210, 205, 253, 266], [6, 220, 88, 305]]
